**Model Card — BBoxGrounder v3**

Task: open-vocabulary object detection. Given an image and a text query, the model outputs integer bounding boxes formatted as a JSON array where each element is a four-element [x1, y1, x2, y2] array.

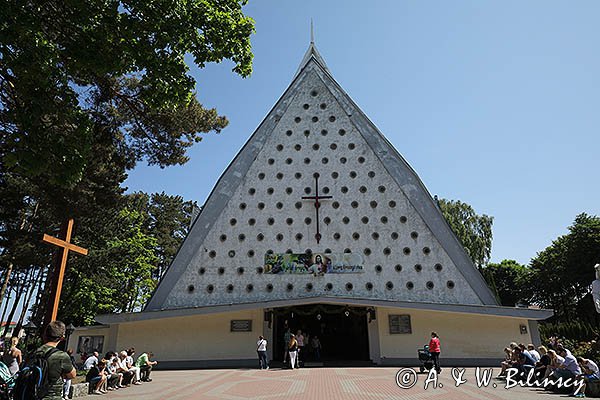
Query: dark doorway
[[272, 304, 370, 363]]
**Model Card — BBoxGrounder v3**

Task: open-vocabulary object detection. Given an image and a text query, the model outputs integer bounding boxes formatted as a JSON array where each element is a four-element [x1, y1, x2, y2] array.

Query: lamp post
[[23, 321, 37, 353], [65, 323, 75, 351]]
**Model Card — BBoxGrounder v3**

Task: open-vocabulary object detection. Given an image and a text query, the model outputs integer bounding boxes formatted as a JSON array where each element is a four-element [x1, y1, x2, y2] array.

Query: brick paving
[[104, 367, 567, 400]]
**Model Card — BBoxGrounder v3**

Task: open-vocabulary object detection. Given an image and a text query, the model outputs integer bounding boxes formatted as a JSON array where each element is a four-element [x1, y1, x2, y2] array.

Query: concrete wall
[[376, 307, 533, 363], [113, 309, 262, 364], [79, 305, 539, 368], [161, 69, 483, 311]]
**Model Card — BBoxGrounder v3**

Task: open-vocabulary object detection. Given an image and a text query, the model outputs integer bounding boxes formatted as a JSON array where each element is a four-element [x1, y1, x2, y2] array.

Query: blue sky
[[126, 0, 600, 266]]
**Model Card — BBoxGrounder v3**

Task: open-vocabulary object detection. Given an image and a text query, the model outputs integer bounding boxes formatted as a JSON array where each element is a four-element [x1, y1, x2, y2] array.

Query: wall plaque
[[389, 314, 412, 334], [230, 320, 252, 332], [77, 335, 105, 354]]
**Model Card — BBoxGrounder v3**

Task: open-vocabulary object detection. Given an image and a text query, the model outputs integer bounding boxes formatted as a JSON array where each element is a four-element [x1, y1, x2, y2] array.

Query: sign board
[[77, 335, 105, 354], [389, 315, 412, 334], [230, 320, 252, 332], [264, 253, 363, 274]]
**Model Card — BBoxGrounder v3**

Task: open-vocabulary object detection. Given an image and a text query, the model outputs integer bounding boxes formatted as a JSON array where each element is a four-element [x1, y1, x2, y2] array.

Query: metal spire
[[310, 19, 314, 44]]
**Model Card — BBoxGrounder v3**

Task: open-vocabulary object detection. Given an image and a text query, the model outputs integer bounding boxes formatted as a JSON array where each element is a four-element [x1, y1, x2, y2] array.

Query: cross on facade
[[301, 174, 333, 243], [42, 219, 88, 324]]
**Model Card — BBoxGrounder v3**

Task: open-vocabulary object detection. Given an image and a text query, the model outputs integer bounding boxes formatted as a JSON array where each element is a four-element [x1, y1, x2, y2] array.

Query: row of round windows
[[199, 263, 443, 276], [245, 184, 386, 198], [259, 153, 369, 166], [274, 142, 360, 152], [230, 216, 408, 228], [187, 279, 455, 294], [207, 245, 430, 259], [257, 170, 379, 182], [218, 231, 424, 243]]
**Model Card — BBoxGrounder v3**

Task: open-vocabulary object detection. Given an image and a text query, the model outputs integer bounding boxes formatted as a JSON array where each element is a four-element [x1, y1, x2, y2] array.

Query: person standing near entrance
[[296, 330, 304, 367], [256, 335, 269, 370], [311, 335, 322, 361], [428, 332, 441, 373], [288, 334, 299, 369], [283, 327, 292, 365]]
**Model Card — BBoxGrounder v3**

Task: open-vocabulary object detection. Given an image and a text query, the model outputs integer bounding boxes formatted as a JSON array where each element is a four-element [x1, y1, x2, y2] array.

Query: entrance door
[[272, 304, 370, 362]]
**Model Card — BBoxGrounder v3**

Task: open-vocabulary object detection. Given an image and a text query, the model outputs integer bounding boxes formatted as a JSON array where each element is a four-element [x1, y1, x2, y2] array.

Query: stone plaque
[[389, 315, 412, 334], [230, 320, 252, 332]]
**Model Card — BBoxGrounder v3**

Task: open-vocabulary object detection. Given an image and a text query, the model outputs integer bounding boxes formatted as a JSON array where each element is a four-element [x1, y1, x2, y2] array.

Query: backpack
[[12, 347, 61, 400]]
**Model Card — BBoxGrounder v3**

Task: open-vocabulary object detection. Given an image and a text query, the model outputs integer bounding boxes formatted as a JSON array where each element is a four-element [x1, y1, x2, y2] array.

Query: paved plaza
[[105, 367, 569, 400]]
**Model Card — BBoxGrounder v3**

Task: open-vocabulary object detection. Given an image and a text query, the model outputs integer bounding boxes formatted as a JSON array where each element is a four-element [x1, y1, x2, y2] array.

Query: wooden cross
[[301, 175, 333, 243], [42, 219, 88, 324]]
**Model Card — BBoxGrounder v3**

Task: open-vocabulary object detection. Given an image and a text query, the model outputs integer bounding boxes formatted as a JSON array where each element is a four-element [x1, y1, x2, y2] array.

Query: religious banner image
[[264, 253, 363, 274]]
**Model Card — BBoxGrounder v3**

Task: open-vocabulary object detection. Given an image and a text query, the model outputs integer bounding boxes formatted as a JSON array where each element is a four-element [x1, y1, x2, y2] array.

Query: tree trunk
[[0, 289, 12, 327], [0, 262, 14, 310], [1, 284, 21, 338], [16, 267, 40, 329], [0, 202, 39, 306]]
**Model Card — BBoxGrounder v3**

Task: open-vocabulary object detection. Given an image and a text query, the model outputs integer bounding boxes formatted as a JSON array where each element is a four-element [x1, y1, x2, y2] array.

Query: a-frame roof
[[144, 42, 500, 311]]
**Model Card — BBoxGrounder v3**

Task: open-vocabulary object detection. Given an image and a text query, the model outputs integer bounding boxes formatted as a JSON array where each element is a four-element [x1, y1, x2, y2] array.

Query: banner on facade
[[264, 253, 363, 274]]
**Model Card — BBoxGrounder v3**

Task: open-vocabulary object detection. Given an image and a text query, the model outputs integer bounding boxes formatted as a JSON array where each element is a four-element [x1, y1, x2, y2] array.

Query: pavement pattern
[[105, 367, 571, 400]]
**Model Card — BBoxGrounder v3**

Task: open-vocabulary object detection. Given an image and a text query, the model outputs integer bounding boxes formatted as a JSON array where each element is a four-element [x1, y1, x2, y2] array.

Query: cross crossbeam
[[301, 175, 332, 243], [42, 219, 88, 324]]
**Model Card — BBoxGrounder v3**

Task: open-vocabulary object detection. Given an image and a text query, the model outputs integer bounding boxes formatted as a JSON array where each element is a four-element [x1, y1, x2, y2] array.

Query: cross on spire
[[301, 174, 332, 243]]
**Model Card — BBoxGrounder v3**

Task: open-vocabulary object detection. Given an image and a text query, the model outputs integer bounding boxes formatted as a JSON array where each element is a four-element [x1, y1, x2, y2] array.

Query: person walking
[[296, 330, 304, 367], [256, 335, 269, 370], [428, 332, 441, 373], [288, 334, 299, 369]]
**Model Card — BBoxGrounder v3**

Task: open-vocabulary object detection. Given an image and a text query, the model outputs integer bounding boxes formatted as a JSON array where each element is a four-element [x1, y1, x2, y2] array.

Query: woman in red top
[[428, 332, 441, 373]]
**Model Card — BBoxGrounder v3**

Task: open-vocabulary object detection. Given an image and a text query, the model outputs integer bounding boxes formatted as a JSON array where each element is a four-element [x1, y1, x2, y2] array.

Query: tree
[[437, 198, 494, 268], [0, 0, 254, 186], [0, 0, 254, 324], [147, 192, 194, 278], [53, 192, 192, 325], [523, 213, 600, 322], [482, 260, 528, 306]]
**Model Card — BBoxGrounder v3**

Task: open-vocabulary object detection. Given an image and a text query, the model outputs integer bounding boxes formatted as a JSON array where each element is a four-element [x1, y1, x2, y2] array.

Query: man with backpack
[[13, 320, 77, 400]]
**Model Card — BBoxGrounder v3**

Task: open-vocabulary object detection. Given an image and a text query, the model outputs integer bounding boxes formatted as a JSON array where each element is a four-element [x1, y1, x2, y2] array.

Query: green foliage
[[0, 0, 254, 186], [522, 213, 600, 321], [56, 192, 191, 325], [482, 260, 528, 306], [438, 198, 494, 268], [539, 321, 598, 343]]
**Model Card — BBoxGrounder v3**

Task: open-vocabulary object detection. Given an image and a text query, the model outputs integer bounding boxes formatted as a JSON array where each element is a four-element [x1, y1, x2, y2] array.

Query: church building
[[69, 41, 551, 367]]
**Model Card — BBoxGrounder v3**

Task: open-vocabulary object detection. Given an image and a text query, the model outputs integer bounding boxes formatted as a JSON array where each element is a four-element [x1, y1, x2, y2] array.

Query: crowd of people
[[497, 340, 599, 398], [0, 320, 157, 400], [81, 348, 157, 395]]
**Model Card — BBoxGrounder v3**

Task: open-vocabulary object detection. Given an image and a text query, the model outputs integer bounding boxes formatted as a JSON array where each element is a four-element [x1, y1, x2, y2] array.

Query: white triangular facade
[[145, 45, 497, 311]]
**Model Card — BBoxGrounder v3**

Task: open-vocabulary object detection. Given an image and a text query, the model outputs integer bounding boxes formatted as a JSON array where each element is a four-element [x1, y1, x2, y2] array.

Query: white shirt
[[583, 360, 599, 375], [125, 355, 135, 368], [296, 334, 304, 346], [257, 339, 267, 352], [83, 355, 98, 370], [529, 349, 541, 362]]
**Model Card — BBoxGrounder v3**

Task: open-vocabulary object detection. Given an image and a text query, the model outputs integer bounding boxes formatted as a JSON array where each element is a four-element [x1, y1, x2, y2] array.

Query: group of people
[[81, 348, 157, 395], [255, 328, 323, 370], [497, 341, 599, 398], [0, 320, 157, 400], [282, 328, 322, 368]]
